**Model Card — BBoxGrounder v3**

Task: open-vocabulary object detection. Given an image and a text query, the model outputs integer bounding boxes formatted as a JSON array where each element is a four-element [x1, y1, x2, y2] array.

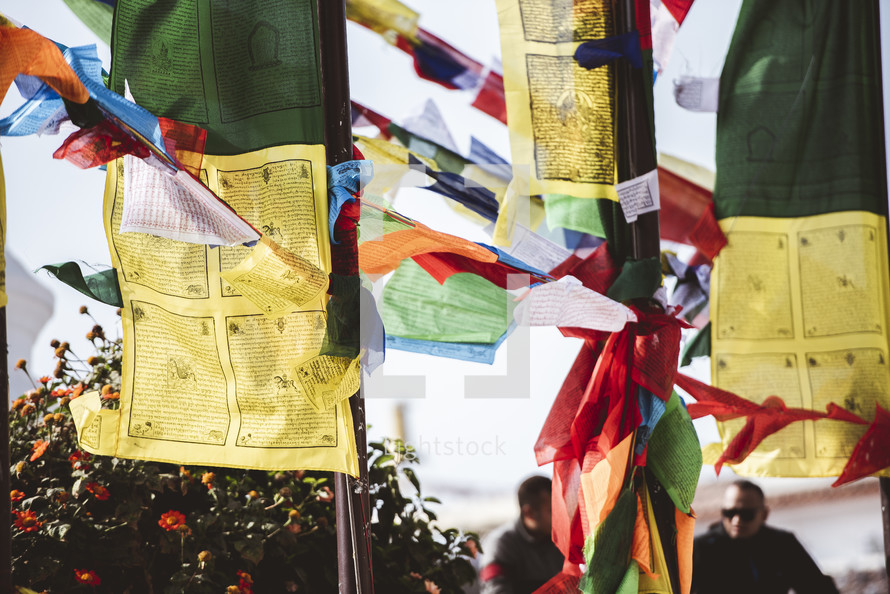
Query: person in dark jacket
[[479, 476, 564, 594], [692, 480, 838, 594]]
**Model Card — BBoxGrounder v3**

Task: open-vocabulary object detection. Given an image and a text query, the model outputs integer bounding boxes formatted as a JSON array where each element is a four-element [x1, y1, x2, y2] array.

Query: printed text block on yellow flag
[[495, 0, 618, 200], [710, 211, 890, 477], [72, 144, 358, 476]]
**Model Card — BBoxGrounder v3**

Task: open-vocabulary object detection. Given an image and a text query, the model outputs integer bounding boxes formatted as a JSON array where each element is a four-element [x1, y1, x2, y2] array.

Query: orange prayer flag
[[0, 27, 88, 105], [358, 221, 497, 276], [675, 507, 696, 594], [579, 432, 633, 527]]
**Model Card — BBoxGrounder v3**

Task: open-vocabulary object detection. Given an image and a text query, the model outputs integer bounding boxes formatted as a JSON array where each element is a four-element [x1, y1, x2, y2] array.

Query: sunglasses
[[721, 507, 760, 521]]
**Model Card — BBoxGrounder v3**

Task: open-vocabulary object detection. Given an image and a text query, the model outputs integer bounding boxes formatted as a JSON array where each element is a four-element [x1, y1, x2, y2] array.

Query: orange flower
[[316, 485, 334, 503], [38, 376, 51, 384], [10, 490, 25, 502], [85, 482, 110, 501], [13, 510, 41, 532], [159, 510, 187, 531], [30, 440, 49, 462], [71, 384, 85, 399], [101, 391, 120, 401], [74, 568, 101, 586], [201, 472, 215, 488], [424, 579, 441, 594]]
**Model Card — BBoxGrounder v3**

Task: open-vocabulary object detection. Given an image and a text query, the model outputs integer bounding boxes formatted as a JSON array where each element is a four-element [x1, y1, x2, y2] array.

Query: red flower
[[69, 450, 91, 468], [237, 570, 254, 593], [30, 440, 49, 462], [10, 490, 25, 502], [85, 482, 110, 501], [13, 510, 41, 532], [74, 568, 101, 586], [38, 376, 51, 384], [316, 485, 334, 503], [159, 510, 187, 531]]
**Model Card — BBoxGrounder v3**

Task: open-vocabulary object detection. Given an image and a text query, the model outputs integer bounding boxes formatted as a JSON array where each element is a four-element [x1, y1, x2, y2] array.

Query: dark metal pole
[[0, 309, 10, 594], [881, 478, 890, 582], [613, 1, 681, 591], [316, 1, 373, 592]]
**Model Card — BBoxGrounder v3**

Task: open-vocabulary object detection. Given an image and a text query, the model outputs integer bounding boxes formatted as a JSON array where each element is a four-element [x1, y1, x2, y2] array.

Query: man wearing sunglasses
[[691, 480, 838, 594]]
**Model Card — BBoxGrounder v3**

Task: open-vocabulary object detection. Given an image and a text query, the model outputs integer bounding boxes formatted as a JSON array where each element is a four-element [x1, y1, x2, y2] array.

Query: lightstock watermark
[[361, 162, 534, 400], [386, 434, 507, 459]]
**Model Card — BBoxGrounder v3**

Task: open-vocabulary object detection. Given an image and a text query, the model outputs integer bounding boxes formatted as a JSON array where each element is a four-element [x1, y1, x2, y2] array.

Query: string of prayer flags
[[350, 100, 393, 139], [0, 36, 261, 247]]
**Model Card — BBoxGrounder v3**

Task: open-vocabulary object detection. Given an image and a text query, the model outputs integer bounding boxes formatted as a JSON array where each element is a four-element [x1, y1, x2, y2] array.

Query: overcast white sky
[[0, 0, 742, 496]]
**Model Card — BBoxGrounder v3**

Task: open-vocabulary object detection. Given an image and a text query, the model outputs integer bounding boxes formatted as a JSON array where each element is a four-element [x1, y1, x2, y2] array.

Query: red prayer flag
[[833, 405, 890, 487]]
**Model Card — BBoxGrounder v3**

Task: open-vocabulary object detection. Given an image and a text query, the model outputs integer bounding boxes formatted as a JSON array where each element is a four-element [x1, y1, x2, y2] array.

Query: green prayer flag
[[388, 123, 469, 175], [680, 321, 710, 367], [607, 257, 661, 302], [647, 391, 702, 514], [580, 488, 636, 594], [62, 0, 113, 46], [40, 263, 123, 308], [615, 560, 640, 594], [381, 260, 512, 343], [715, 0, 886, 218], [110, 0, 325, 153], [544, 194, 607, 239]]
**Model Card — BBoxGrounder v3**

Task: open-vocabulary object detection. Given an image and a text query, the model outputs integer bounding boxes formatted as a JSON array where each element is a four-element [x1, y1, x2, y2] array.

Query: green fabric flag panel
[[109, 0, 325, 154], [381, 259, 513, 344], [646, 391, 702, 514], [715, 0, 886, 219]]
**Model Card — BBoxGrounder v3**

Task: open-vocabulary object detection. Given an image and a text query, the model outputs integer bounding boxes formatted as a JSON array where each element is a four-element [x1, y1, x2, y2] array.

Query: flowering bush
[[11, 308, 479, 593]]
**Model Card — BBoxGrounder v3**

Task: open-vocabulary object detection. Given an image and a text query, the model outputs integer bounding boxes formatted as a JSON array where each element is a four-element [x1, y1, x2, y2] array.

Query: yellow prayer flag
[[75, 145, 358, 475], [495, 0, 619, 201], [710, 211, 890, 477]]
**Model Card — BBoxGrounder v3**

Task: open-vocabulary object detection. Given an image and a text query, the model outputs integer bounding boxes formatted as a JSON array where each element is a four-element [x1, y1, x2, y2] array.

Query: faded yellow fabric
[[72, 145, 358, 475], [495, 0, 619, 200], [346, 0, 419, 44], [710, 211, 890, 478]]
